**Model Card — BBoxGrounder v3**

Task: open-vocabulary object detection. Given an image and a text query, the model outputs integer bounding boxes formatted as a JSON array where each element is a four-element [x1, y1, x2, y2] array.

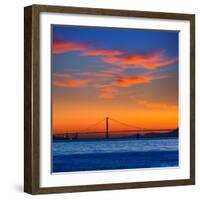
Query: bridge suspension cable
[[69, 117, 148, 135], [109, 117, 147, 130], [79, 118, 106, 132]]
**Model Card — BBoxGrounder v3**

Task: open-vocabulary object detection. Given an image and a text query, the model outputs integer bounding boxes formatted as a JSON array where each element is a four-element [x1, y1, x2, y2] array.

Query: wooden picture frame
[[24, 4, 195, 194]]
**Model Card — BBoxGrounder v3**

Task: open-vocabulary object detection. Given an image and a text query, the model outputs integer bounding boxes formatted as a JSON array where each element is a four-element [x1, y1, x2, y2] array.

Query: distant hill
[[125, 128, 179, 139]]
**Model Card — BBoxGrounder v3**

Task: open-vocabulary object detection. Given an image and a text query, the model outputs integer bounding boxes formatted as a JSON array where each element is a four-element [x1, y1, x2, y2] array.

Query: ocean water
[[52, 138, 178, 173]]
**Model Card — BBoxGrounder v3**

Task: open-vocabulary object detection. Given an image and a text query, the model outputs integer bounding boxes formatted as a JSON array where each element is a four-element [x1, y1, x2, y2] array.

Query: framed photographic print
[[24, 4, 195, 194]]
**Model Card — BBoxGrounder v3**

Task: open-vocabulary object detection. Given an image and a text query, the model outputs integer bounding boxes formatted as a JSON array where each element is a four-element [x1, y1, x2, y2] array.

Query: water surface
[[52, 138, 178, 172]]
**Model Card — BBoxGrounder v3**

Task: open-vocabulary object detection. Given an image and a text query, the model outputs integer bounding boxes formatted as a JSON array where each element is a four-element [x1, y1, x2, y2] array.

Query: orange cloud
[[121, 51, 163, 64], [79, 67, 125, 80], [144, 58, 177, 69], [113, 76, 152, 87], [52, 41, 88, 54], [112, 75, 168, 87], [100, 67, 124, 75], [94, 83, 113, 88], [98, 88, 118, 99], [81, 49, 123, 57], [96, 75, 168, 99], [95, 74, 167, 89], [53, 79, 91, 87], [103, 56, 120, 64], [52, 40, 176, 70], [53, 73, 72, 79], [103, 51, 177, 70], [137, 99, 177, 110], [79, 71, 114, 78]]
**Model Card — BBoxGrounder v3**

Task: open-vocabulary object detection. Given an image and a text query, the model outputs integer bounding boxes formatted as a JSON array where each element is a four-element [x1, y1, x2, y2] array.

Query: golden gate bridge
[[53, 117, 174, 140]]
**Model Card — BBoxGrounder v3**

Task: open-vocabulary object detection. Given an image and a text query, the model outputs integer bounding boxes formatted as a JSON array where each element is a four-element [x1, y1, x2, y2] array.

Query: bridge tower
[[106, 117, 109, 139]]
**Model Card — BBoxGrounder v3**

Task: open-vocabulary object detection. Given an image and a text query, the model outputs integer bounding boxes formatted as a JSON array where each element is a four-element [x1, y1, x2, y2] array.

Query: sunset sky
[[52, 25, 178, 134]]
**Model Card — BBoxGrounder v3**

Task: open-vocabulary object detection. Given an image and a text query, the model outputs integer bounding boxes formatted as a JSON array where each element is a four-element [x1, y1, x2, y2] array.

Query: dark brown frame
[[24, 4, 195, 195]]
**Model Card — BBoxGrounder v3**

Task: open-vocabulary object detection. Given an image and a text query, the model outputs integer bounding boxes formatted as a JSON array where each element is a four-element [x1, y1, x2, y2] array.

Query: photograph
[[51, 25, 179, 173], [24, 4, 195, 194]]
